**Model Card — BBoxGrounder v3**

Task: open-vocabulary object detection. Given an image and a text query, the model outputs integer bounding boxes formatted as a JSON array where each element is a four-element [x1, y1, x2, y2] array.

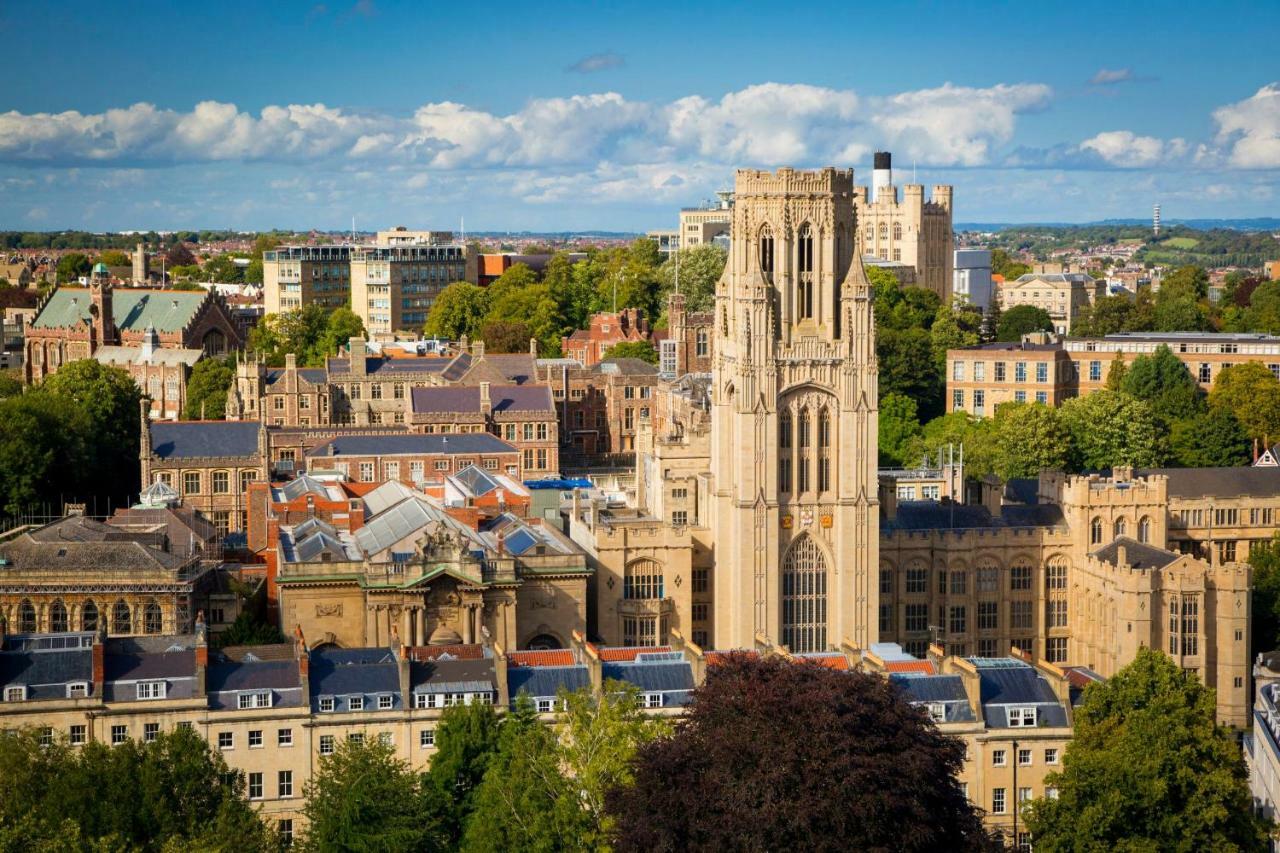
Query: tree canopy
[[249, 305, 366, 367], [1024, 648, 1267, 851], [604, 340, 658, 364], [1059, 391, 1162, 471], [607, 654, 993, 852], [0, 726, 272, 852], [1210, 362, 1280, 444], [995, 304, 1053, 341], [183, 357, 235, 420], [1119, 344, 1204, 425], [423, 282, 490, 341]]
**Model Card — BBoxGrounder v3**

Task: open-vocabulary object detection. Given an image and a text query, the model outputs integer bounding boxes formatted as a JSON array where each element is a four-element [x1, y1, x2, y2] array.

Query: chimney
[[872, 151, 893, 202], [472, 339, 485, 358], [1117, 545, 1128, 568], [529, 338, 539, 358], [194, 611, 208, 697], [295, 625, 310, 699], [493, 642, 510, 708], [397, 643, 411, 704], [285, 352, 297, 370], [479, 382, 492, 415], [92, 626, 106, 696], [138, 397, 152, 485], [349, 338, 366, 376]]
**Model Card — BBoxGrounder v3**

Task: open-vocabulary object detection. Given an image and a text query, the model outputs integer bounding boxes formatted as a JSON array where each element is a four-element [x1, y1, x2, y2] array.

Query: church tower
[[710, 167, 879, 652]]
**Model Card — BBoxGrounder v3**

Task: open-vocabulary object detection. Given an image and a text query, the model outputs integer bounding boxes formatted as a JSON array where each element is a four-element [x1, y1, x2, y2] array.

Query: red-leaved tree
[[607, 653, 996, 852]]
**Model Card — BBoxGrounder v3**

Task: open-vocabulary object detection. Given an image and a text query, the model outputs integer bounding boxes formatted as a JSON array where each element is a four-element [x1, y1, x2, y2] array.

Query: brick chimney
[[472, 339, 485, 358], [349, 338, 366, 376], [194, 610, 208, 698], [479, 382, 492, 416], [92, 626, 106, 697]]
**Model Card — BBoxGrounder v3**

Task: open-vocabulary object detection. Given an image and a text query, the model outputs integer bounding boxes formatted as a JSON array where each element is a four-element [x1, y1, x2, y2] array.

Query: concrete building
[[855, 152, 954, 300], [946, 338, 1077, 416], [350, 241, 472, 339], [678, 191, 733, 250], [1066, 331, 1280, 395], [998, 272, 1105, 335], [954, 248, 995, 309], [262, 245, 353, 314]]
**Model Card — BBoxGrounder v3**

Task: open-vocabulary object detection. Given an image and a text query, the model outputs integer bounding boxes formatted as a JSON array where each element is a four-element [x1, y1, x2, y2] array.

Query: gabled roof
[[150, 421, 259, 460], [309, 647, 400, 698], [33, 287, 209, 332], [602, 660, 695, 693], [409, 384, 553, 415], [1091, 536, 1179, 570], [509, 664, 590, 699], [1136, 466, 1280, 499]]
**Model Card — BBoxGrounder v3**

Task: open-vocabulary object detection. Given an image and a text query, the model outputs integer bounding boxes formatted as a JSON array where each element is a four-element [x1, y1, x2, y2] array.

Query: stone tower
[[88, 264, 117, 348], [710, 167, 879, 653]]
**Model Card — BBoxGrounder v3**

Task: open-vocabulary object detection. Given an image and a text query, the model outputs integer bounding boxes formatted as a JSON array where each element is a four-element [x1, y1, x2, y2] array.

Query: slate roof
[[602, 661, 695, 693], [33, 288, 209, 332], [972, 659, 1070, 728], [309, 647, 401, 699], [265, 368, 327, 386], [890, 673, 978, 723], [593, 358, 659, 376], [103, 645, 198, 702], [882, 501, 1065, 532], [410, 658, 496, 693], [150, 421, 260, 460], [94, 345, 202, 368], [1135, 466, 1280, 499], [1091, 536, 1178, 570], [308, 433, 517, 458], [409, 384, 553, 415], [508, 665, 591, 699], [0, 638, 94, 700], [0, 517, 189, 572]]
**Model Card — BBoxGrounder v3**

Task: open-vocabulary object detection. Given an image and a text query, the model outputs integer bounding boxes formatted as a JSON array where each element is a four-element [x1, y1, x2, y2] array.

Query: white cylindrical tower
[[872, 151, 893, 202]]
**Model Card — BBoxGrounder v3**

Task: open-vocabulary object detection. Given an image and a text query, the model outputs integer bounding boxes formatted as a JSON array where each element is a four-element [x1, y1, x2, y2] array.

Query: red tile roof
[[508, 649, 575, 667], [885, 660, 936, 675], [705, 649, 759, 666], [800, 654, 850, 671], [598, 645, 671, 662]]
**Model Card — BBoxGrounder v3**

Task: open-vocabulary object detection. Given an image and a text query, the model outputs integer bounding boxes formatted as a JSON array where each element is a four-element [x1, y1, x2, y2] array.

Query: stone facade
[[854, 154, 954, 300], [946, 338, 1077, 416], [997, 273, 1105, 336]]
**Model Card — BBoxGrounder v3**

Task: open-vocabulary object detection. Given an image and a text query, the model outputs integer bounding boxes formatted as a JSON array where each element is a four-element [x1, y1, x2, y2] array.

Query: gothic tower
[[710, 167, 879, 652]]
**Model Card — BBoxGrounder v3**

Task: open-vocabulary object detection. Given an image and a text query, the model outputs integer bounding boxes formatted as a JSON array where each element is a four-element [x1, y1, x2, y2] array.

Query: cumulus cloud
[[1078, 130, 1189, 168], [567, 52, 624, 74], [0, 81, 1052, 173], [1213, 82, 1280, 168], [1090, 68, 1134, 86]]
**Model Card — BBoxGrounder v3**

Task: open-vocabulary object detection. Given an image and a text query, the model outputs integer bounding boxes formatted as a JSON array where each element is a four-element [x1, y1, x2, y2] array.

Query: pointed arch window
[[1090, 517, 1103, 545], [797, 224, 814, 320], [782, 536, 828, 653], [878, 223, 888, 241], [112, 600, 132, 635], [1113, 518, 1127, 539], [17, 600, 36, 633], [759, 225, 774, 277], [817, 408, 831, 493], [82, 600, 99, 632], [892, 222, 903, 240], [779, 409, 793, 493], [797, 408, 811, 493], [624, 559, 665, 601], [50, 600, 68, 633], [1138, 516, 1152, 544], [143, 600, 163, 635]]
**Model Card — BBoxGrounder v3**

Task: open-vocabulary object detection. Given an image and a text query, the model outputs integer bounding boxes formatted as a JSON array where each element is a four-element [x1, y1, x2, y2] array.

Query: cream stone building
[[854, 152, 954, 300]]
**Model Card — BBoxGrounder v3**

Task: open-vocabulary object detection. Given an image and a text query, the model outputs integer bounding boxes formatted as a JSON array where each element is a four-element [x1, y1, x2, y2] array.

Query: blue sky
[[1, 0, 1277, 231]]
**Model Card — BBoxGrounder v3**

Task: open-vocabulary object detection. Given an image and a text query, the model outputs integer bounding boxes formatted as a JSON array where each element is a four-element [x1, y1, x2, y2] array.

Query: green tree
[[486, 265, 563, 353], [917, 411, 999, 480], [995, 304, 1053, 341], [991, 248, 1031, 280], [1243, 280, 1280, 334], [879, 392, 924, 467], [461, 697, 580, 852], [317, 307, 366, 362], [545, 251, 597, 332], [1153, 294, 1211, 332], [1071, 292, 1155, 336], [202, 254, 243, 283], [1104, 352, 1128, 390], [877, 327, 943, 420], [1160, 265, 1210, 301], [1059, 391, 1162, 471], [0, 726, 272, 851], [1249, 534, 1280, 657], [0, 391, 87, 516], [1024, 647, 1267, 852], [424, 282, 490, 341], [0, 372, 22, 399], [929, 300, 982, 370], [1120, 344, 1204, 425], [423, 700, 501, 846], [655, 244, 726, 315], [249, 305, 330, 367], [604, 340, 658, 364], [98, 249, 131, 267], [1169, 408, 1251, 468], [1209, 362, 1280, 443], [56, 252, 91, 283], [43, 360, 141, 502], [214, 608, 285, 648], [300, 736, 435, 852], [242, 257, 264, 285], [480, 320, 535, 354], [183, 358, 235, 420], [991, 402, 1072, 479]]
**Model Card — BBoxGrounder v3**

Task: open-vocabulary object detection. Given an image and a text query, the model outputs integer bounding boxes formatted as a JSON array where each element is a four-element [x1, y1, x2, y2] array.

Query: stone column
[[366, 605, 377, 646], [416, 607, 426, 647], [462, 605, 474, 644], [402, 607, 412, 648]]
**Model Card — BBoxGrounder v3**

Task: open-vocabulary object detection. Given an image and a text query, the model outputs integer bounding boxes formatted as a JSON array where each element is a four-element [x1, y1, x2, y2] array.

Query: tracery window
[[143, 600, 163, 635], [112, 600, 132, 635], [797, 224, 814, 319], [759, 225, 774, 277], [782, 536, 828, 653], [623, 559, 664, 601], [50, 600, 68, 633], [82, 600, 98, 632]]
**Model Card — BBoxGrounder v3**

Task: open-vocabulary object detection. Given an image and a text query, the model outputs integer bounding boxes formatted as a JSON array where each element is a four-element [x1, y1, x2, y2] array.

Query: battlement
[[735, 167, 854, 197]]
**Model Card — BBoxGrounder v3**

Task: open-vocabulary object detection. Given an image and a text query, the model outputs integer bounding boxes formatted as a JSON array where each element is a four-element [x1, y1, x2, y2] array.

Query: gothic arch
[[17, 599, 36, 633], [781, 534, 829, 653], [112, 599, 131, 635], [82, 599, 99, 632], [49, 600, 68, 633], [623, 558, 665, 601], [757, 223, 775, 277]]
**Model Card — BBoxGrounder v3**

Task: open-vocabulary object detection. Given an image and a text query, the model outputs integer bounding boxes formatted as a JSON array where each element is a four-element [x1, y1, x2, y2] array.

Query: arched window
[[779, 409, 793, 493], [782, 536, 828, 653], [1138, 516, 1152, 544], [112, 600, 132, 635], [1113, 518, 1127, 538], [526, 633, 562, 650], [1090, 517, 1103, 545], [624, 559, 665, 601], [817, 408, 831, 492], [82, 600, 99, 632], [50, 600, 68, 633], [143, 600, 163, 635], [892, 222, 903, 240], [878, 223, 888, 240], [797, 224, 814, 320], [797, 408, 811, 492], [17, 600, 36, 633], [758, 225, 774, 277]]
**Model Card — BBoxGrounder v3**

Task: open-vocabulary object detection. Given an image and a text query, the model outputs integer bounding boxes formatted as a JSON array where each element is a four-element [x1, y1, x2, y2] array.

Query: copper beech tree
[[607, 654, 997, 853]]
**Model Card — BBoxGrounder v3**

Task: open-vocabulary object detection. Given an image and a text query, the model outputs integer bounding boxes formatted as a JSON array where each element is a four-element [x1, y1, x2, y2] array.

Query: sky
[[1, 0, 1278, 232]]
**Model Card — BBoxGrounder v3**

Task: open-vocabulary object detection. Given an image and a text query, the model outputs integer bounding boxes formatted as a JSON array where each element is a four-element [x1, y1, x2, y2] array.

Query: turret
[[139, 398, 152, 485]]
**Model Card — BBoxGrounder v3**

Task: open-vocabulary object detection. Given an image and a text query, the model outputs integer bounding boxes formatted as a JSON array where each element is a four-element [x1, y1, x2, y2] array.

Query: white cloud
[[1213, 83, 1280, 169], [567, 52, 624, 74], [1090, 68, 1134, 86], [1078, 130, 1188, 168]]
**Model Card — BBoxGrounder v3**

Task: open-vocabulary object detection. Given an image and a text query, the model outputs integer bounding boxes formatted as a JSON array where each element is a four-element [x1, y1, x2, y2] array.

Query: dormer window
[[927, 703, 947, 723], [4, 686, 27, 702], [643, 692, 663, 709], [378, 694, 394, 710], [349, 696, 365, 712], [136, 681, 167, 701], [66, 682, 89, 699], [238, 690, 272, 710], [1007, 706, 1037, 727], [318, 696, 335, 713]]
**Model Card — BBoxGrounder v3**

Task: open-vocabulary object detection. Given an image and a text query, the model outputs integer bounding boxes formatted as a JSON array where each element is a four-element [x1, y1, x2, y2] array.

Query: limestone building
[[711, 167, 880, 652], [855, 152, 954, 300], [997, 272, 1105, 335]]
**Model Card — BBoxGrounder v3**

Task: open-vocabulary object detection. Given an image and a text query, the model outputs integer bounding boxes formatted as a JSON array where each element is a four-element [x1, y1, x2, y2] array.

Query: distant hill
[[958, 218, 1280, 233]]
